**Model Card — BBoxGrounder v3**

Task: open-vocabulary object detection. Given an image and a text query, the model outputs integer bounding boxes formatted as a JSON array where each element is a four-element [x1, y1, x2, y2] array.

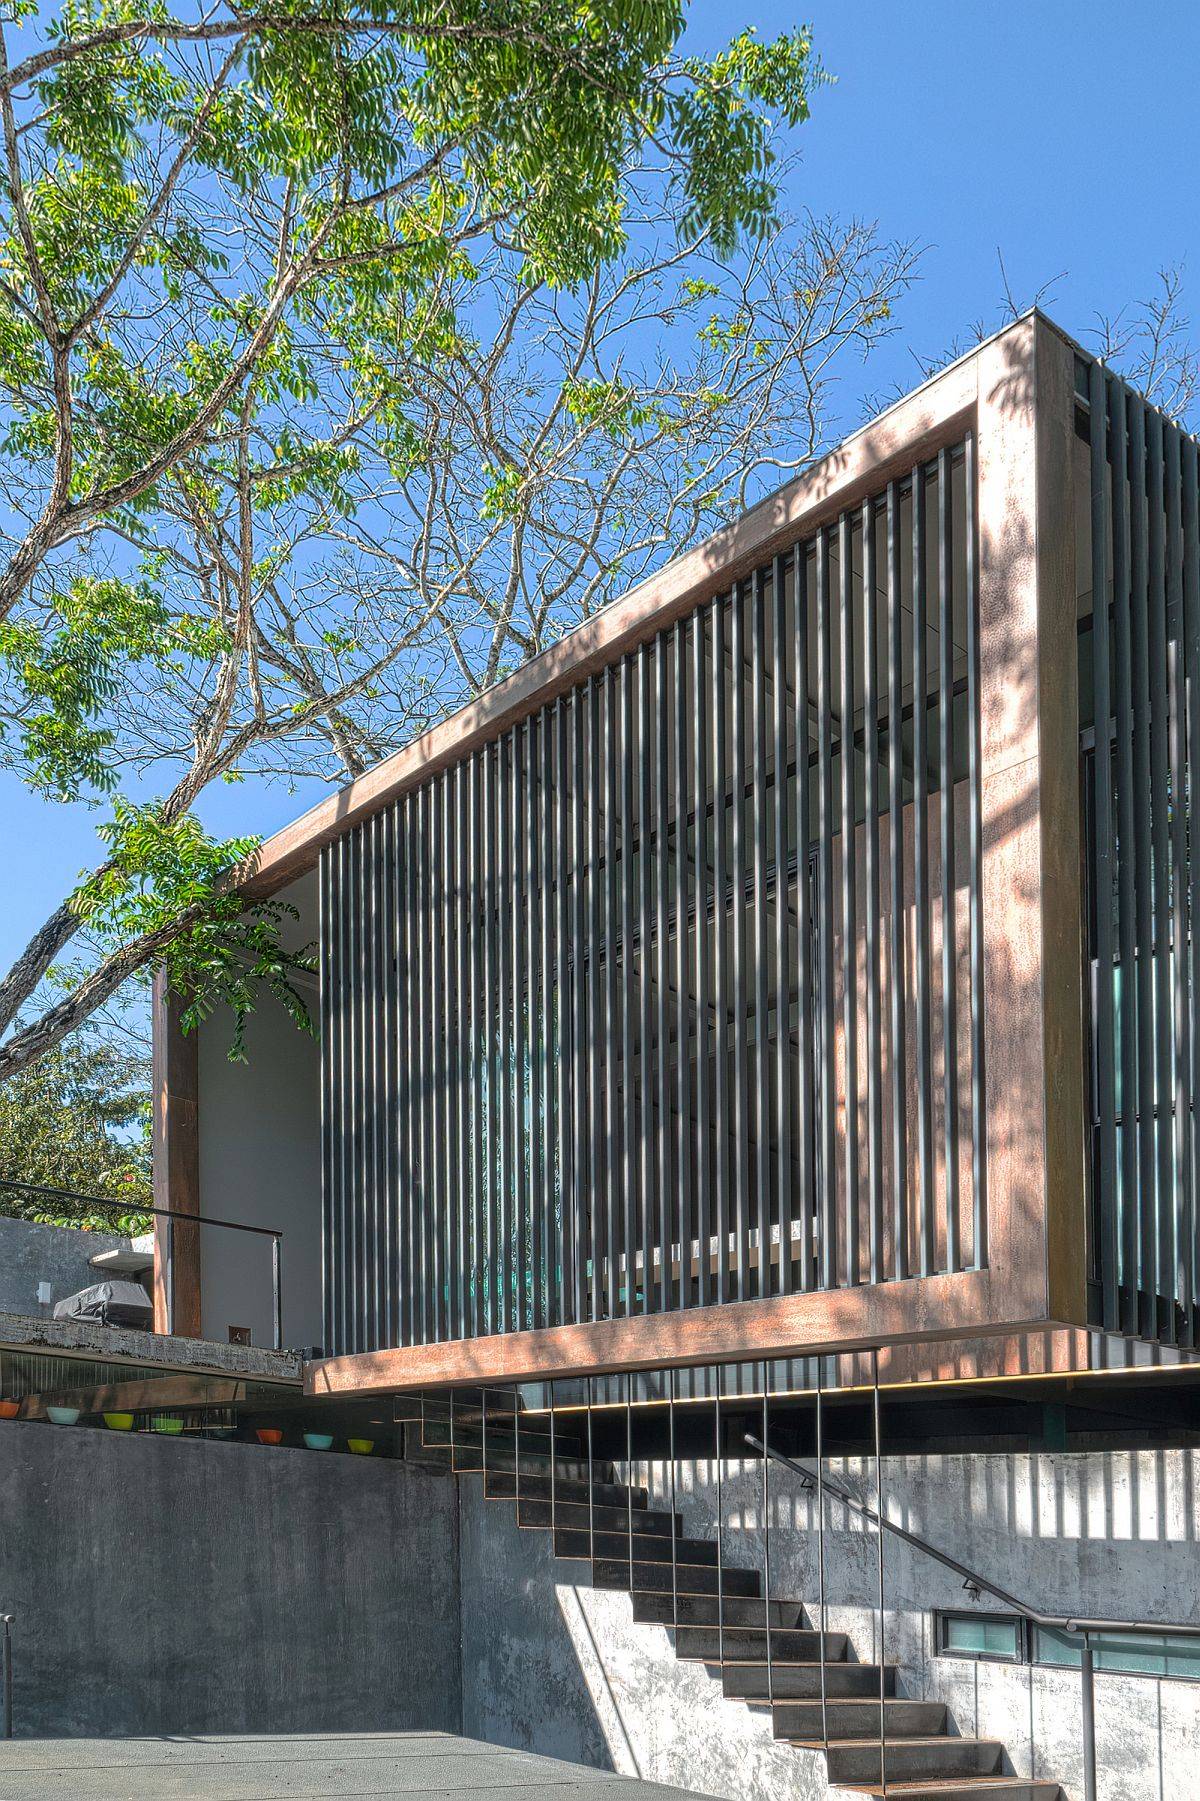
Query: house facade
[[130, 308, 1200, 1800]]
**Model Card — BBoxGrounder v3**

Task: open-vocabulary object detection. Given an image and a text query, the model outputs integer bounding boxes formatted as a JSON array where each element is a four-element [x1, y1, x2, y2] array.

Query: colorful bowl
[[346, 1437, 374, 1456], [256, 1427, 284, 1446], [152, 1417, 184, 1435], [303, 1432, 333, 1451], [0, 1399, 20, 1420], [103, 1412, 134, 1431], [47, 1405, 79, 1426]]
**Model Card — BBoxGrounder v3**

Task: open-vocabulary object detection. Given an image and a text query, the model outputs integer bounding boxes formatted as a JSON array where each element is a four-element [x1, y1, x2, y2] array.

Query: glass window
[[1033, 1627, 1200, 1682], [938, 1613, 1023, 1663]]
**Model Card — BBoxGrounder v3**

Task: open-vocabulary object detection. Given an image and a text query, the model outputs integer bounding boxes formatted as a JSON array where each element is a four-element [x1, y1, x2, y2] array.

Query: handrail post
[[762, 1360, 773, 1711], [587, 1375, 595, 1581], [1081, 1632, 1097, 1801], [873, 1347, 887, 1798], [2, 1612, 13, 1740], [668, 1366, 678, 1638], [816, 1358, 828, 1746], [715, 1363, 724, 1666], [626, 1372, 635, 1597], [271, 1236, 282, 1351]]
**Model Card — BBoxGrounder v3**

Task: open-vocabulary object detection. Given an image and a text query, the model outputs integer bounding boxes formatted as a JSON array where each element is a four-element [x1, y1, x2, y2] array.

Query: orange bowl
[[256, 1427, 283, 1446], [0, 1400, 19, 1420]]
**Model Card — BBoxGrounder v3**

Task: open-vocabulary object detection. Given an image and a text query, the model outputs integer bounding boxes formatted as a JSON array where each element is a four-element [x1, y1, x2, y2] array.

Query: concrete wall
[[458, 1474, 819, 1801], [0, 1421, 460, 1738], [0, 1216, 132, 1319], [631, 1449, 1200, 1801], [197, 869, 322, 1352], [459, 1449, 1200, 1801]]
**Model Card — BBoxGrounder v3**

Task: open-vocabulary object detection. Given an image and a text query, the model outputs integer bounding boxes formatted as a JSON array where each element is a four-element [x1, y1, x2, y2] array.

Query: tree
[[0, 1026, 150, 1227], [0, 0, 920, 1081]]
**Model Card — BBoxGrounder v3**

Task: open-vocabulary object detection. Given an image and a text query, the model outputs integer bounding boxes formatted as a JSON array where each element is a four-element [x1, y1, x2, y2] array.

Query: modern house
[[5, 309, 1200, 1800]]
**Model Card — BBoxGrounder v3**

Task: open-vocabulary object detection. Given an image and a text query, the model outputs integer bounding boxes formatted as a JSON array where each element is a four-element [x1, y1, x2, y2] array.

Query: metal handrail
[[747, 1429, 1200, 1801], [1, 1613, 12, 1740], [0, 1177, 284, 1351]]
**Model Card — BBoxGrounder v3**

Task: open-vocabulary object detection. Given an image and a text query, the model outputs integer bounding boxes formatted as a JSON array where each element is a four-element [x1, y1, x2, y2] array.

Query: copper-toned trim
[[304, 1267, 1057, 1394]]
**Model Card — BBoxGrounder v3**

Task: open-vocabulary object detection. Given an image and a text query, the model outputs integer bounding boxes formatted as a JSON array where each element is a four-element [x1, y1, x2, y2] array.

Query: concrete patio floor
[[0, 1731, 715, 1799]]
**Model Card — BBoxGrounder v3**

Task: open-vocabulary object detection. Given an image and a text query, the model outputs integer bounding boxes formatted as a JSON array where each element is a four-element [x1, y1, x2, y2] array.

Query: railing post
[[816, 1357, 828, 1745], [715, 1363, 724, 1667], [587, 1375, 595, 1581], [872, 1347, 887, 1798], [2, 1613, 13, 1740], [1081, 1632, 1098, 1801], [271, 1236, 282, 1351], [668, 1366, 678, 1637], [627, 1372, 635, 1596], [762, 1360, 773, 1710], [549, 1381, 557, 1536]]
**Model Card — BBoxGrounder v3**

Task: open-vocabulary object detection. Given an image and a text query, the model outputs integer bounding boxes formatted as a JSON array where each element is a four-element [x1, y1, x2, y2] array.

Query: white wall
[[196, 870, 323, 1351]]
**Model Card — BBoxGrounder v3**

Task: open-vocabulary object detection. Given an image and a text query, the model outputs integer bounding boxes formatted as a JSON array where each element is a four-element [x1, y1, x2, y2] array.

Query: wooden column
[[151, 967, 201, 1337], [975, 312, 1088, 1329]]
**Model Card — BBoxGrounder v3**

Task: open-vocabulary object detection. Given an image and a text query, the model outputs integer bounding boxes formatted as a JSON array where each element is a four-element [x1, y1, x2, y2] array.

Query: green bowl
[[346, 1437, 374, 1456], [152, 1417, 184, 1435], [104, 1412, 134, 1431]]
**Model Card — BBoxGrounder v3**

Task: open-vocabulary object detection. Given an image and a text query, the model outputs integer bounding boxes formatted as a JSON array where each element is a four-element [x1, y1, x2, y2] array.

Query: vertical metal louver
[[320, 443, 985, 1356]]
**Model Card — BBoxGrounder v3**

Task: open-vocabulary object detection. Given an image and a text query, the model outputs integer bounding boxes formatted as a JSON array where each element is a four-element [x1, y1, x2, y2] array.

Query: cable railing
[[0, 1178, 284, 1351]]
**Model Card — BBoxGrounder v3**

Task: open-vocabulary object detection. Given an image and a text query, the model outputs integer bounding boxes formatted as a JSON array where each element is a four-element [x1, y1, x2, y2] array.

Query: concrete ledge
[[0, 1309, 302, 1381]]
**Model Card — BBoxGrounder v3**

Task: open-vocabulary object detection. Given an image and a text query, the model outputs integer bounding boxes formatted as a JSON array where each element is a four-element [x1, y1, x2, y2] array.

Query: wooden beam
[[305, 1266, 1063, 1394], [151, 968, 201, 1338]]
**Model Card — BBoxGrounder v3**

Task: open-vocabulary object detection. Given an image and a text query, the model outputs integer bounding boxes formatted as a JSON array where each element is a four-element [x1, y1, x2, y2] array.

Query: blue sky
[[3, 0, 1199, 977]]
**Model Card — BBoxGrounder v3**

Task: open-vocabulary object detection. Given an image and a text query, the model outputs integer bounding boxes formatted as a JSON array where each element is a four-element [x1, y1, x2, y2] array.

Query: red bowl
[[0, 1400, 19, 1420], [256, 1427, 283, 1446]]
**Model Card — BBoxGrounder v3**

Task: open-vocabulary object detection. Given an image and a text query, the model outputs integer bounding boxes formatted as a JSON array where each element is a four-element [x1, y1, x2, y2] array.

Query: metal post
[[816, 1359, 828, 1745], [2, 1613, 12, 1740], [1081, 1633, 1098, 1801], [514, 1388, 521, 1509], [549, 1380, 557, 1535], [873, 1347, 887, 1797], [762, 1361, 773, 1708], [271, 1237, 282, 1351], [627, 1372, 635, 1595], [715, 1363, 724, 1666], [587, 1375, 596, 1581], [668, 1366, 678, 1636]]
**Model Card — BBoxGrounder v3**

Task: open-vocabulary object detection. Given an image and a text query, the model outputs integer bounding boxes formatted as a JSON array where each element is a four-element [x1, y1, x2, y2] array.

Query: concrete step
[[554, 1527, 717, 1565], [776, 1698, 947, 1742], [823, 1739, 1006, 1786], [837, 1782, 1062, 1800], [592, 1558, 760, 1598], [455, 1444, 618, 1482], [485, 1469, 647, 1511], [519, 1496, 679, 1537], [723, 1661, 895, 1701], [633, 1591, 807, 1630], [674, 1624, 848, 1663]]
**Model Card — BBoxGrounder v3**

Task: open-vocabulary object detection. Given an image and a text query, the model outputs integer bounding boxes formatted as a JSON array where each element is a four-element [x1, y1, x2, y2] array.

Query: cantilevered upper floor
[[151, 310, 1200, 1392]]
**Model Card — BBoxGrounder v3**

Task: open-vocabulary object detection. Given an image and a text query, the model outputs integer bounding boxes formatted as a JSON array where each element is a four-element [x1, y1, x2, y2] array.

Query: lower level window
[[937, 1613, 1024, 1663], [1033, 1627, 1200, 1682]]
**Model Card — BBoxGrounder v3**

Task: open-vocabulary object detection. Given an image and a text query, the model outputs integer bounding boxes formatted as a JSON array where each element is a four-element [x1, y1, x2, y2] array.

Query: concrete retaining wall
[[0, 1216, 131, 1320], [0, 1423, 461, 1738], [630, 1449, 1200, 1801]]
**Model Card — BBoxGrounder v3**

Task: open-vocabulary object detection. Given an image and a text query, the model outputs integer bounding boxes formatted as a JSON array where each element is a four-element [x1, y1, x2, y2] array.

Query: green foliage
[[0, 1031, 151, 1229], [71, 799, 318, 1061]]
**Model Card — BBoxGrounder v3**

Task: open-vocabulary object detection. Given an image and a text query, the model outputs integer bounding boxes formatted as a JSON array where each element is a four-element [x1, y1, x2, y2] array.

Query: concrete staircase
[[408, 1398, 1064, 1801]]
